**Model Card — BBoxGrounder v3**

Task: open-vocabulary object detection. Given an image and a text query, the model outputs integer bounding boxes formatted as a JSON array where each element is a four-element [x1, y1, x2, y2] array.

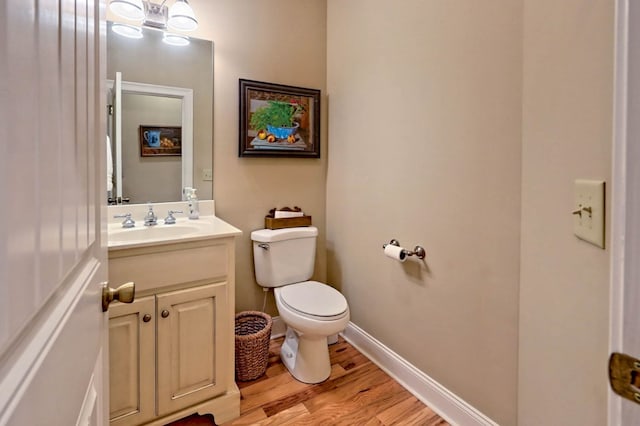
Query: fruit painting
[[239, 79, 321, 158]]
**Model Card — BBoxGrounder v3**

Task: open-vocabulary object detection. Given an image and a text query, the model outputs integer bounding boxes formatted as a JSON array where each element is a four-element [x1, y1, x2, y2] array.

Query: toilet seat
[[277, 281, 348, 321]]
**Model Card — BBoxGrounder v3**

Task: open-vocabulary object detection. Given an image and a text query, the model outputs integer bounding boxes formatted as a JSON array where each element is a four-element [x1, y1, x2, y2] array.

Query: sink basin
[[108, 224, 202, 244], [107, 201, 242, 251]]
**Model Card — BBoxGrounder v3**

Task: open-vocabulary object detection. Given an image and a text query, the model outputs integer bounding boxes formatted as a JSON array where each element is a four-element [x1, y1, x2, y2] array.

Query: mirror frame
[[107, 78, 194, 201]]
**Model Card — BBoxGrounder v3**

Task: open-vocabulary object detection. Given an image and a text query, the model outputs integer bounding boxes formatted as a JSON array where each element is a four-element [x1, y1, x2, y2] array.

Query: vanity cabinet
[[156, 283, 226, 416], [108, 236, 240, 426], [109, 297, 156, 426]]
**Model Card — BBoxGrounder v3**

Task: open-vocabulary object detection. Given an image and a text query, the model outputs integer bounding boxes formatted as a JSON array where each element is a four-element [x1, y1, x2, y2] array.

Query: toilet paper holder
[[382, 239, 426, 260]]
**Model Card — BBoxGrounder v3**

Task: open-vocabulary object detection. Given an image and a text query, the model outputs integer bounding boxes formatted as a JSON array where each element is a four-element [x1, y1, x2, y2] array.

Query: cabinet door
[[109, 296, 156, 426], [156, 282, 228, 416]]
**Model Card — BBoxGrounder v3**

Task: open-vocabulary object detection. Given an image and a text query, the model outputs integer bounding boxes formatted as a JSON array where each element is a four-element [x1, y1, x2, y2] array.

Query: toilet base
[[280, 327, 331, 384]]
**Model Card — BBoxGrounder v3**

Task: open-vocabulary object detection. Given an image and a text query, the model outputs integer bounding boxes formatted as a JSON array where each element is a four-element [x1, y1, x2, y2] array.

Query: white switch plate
[[573, 179, 605, 248], [202, 168, 213, 181]]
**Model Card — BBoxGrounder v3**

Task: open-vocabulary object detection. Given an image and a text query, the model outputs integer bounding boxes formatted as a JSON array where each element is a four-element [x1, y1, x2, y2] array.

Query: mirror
[[109, 73, 193, 203], [106, 21, 213, 203]]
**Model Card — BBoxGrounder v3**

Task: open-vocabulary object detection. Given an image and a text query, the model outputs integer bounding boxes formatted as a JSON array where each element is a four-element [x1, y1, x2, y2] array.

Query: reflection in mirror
[[107, 75, 194, 203], [106, 20, 213, 203], [124, 93, 182, 203]]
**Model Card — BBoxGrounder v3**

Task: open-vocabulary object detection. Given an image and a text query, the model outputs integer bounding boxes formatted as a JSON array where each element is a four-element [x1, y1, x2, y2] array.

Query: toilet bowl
[[251, 227, 350, 383], [275, 281, 349, 383]]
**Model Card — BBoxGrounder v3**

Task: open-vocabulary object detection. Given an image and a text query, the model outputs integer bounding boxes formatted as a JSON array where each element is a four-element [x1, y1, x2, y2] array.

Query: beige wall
[[109, 1, 327, 312], [518, 1, 613, 425], [191, 1, 328, 312], [107, 1, 616, 423], [326, 1, 522, 424]]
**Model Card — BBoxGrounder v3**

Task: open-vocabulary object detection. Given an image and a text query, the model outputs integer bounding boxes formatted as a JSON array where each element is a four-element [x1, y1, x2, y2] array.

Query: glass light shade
[[163, 33, 190, 46], [109, 0, 145, 21], [111, 23, 143, 39], [167, 0, 198, 32]]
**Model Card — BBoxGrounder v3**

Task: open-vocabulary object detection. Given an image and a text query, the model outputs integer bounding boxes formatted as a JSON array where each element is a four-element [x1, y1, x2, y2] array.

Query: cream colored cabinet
[[109, 297, 156, 426], [156, 283, 226, 416], [108, 237, 240, 426]]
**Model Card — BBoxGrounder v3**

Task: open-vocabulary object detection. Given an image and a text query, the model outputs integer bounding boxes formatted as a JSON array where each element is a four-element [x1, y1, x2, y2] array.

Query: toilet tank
[[251, 226, 318, 288]]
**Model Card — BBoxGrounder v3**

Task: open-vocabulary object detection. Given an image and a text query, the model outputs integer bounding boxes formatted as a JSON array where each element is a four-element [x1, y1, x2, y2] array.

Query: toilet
[[251, 226, 350, 384]]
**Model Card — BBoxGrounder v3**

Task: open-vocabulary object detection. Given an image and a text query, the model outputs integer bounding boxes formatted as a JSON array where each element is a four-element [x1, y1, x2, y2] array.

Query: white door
[[113, 72, 123, 202], [609, 0, 640, 424], [0, 1, 109, 425]]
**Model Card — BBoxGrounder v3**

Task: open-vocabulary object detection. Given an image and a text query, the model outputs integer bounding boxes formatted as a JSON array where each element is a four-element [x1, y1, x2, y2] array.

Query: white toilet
[[251, 226, 350, 384]]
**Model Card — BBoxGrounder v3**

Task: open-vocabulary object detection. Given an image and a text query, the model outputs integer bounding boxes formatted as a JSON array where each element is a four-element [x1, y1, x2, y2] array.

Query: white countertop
[[108, 201, 242, 250]]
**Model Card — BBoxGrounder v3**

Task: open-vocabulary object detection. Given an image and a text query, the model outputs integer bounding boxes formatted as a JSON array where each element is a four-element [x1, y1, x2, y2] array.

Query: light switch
[[202, 168, 213, 181], [573, 179, 605, 248]]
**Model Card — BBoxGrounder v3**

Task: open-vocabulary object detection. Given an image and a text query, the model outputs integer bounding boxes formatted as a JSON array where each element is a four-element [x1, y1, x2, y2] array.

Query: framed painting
[[239, 79, 321, 158], [139, 125, 182, 157]]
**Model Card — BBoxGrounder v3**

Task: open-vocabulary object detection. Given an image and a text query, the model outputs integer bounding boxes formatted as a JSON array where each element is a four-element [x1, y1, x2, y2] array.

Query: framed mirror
[[106, 21, 213, 203], [108, 73, 193, 203]]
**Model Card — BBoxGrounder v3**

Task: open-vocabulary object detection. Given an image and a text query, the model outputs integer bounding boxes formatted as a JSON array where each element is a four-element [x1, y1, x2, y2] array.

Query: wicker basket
[[234, 311, 272, 381]]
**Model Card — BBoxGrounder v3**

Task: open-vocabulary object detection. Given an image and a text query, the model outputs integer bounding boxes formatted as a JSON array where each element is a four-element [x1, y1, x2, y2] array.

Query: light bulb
[[112, 23, 143, 39], [163, 33, 190, 46], [109, 0, 145, 21], [167, 0, 198, 32]]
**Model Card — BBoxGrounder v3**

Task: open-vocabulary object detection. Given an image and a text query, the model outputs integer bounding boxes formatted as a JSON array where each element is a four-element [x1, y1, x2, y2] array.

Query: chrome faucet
[[164, 210, 183, 225], [144, 204, 158, 226], [114, 213, 135, 228]]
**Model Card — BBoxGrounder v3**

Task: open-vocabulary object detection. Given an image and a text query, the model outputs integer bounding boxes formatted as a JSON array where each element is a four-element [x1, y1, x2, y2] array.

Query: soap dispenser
[[187, 188, 200, 220]]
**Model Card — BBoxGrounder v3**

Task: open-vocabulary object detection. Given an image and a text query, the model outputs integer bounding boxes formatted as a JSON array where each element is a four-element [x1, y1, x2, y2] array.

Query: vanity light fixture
[[109, 0, 198, 32], [162, 33, 190, 46], [111, 23, 144, 39], [109, 0, 145, 21], [167, 0, 198, 32]]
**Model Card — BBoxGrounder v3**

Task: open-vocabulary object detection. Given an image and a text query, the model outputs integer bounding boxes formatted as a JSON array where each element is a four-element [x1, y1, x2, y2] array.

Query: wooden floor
[[168, 336, 448, 425], [221, 336, 447, 426]]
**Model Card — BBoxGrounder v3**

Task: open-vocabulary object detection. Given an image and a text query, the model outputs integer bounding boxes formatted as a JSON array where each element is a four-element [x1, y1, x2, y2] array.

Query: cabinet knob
[[161, 309, 170, 318], [142, 314, 152, 323]]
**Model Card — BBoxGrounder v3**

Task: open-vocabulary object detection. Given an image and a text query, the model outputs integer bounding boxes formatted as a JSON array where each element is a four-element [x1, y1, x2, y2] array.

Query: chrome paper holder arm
[[382, 239, 426, 260]]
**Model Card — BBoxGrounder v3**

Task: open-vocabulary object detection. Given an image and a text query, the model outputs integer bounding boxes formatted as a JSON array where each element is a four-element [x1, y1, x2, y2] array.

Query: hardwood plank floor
[[220, 336, 449, 426]]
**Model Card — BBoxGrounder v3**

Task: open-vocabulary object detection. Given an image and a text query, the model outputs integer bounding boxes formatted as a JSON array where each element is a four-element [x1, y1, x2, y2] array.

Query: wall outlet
[[573, 179, 605, 248], [202, 168, 213, 181]]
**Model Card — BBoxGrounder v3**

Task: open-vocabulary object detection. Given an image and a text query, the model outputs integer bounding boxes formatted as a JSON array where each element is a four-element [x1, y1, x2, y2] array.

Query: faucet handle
[[144, 204, 158, 226], [114, 213, 135, 228], [164, 210, 183, 225]]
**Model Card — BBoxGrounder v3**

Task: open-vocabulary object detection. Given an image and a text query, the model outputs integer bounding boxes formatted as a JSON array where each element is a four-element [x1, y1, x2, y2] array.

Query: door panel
[[0, 0, 107, 424], [156, 283, 227, 416], [113, 72, 123, 200], [620, 0, 640, 420], [611, 0, 640, 423], [78, 358, 101, 426]]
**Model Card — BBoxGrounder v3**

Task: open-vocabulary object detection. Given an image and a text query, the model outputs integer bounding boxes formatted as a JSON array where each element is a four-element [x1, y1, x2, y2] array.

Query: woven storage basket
[[234, 311, 272, 381]]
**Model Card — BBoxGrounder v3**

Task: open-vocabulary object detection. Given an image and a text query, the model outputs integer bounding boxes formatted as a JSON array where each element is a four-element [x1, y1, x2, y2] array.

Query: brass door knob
[[101, 281, 135, 312]]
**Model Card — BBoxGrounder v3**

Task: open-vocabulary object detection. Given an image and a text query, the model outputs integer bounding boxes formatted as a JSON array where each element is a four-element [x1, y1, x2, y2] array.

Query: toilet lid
[[279, 281, 348, 318]]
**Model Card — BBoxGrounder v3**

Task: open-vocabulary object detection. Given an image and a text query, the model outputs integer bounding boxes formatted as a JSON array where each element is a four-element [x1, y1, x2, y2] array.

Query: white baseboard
[[268, 318, 494, 425], [340, 322, 498, 426]]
